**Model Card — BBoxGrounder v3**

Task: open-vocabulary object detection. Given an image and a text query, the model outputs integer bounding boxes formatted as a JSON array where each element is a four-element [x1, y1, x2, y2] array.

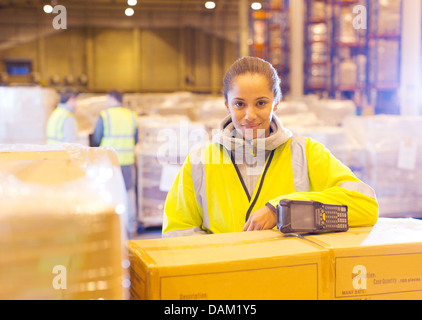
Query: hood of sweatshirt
[[212, 114, 292, 153]]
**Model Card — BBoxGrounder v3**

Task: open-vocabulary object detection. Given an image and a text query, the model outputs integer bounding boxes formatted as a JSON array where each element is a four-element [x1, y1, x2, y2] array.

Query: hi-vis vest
[[46, 107, 74, 145], [162, 136, 379, 237], [100, 107, 137, 166]]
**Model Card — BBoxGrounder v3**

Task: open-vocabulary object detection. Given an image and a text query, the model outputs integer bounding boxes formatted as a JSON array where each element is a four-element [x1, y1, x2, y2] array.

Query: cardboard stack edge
[[129, 218, 422, 300], [0, 144, 130, 300]]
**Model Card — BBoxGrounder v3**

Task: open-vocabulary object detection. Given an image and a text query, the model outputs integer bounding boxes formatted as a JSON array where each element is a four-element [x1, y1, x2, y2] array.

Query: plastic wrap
[[74, 94, 108, 133], [0, 144, 130, 300], [290, 125, 367, 181], [307, 99, 356, 126], [343, 115, 422, 218], [136, 116, 208, 228], [0, 87, 57, 144]]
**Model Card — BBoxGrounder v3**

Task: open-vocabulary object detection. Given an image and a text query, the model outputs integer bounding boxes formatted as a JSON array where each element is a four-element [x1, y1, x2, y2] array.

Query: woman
[[162, 57, 378, 237]]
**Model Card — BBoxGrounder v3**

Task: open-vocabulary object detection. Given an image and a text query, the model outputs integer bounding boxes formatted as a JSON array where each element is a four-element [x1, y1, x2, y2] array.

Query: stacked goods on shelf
[[136, 115, 209, 228], [0, 87, 57, 144], [343, 116, 422, 218], [369, 39, 400, 86], [0, 144, 129, 299], [369, 0, 401, 35], [304, 0, 332, 92], [368, 0, 402, 114]]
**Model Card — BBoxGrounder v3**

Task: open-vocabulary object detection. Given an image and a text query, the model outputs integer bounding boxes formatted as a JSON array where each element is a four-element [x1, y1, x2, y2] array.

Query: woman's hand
[[243, 206, 277, 232]]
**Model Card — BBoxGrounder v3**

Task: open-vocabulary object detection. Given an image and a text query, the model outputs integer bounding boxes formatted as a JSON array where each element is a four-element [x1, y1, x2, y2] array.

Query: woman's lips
[[243, 124, 261, 130]]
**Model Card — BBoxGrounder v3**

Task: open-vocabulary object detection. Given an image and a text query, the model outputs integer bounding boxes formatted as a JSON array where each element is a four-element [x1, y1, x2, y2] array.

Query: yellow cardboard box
[[0, 144, 129, 300], [305, 218, 422, 300], [128, 230, 329, 300]]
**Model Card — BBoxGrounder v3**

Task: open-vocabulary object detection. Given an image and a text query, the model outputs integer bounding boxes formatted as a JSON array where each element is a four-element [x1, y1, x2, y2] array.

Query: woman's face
[[225, 73, 279, 140]]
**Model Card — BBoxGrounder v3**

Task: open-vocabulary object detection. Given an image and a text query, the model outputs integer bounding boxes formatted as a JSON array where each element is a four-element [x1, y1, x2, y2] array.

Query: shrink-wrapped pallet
[[0, 144, 130, 299], [343, 116, 422, 218], [290, 125, 367, 181], [0, 87, 57, 144], [136, 116, 208, 228]]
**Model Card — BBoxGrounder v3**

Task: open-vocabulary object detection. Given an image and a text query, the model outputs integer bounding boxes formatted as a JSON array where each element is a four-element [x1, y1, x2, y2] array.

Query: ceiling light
[[251, 2, 262, 10], [125, 8, 135, 16], [43, 4, 53, 13], [128, 0, 137, 6], [205, 1, 216, 9]]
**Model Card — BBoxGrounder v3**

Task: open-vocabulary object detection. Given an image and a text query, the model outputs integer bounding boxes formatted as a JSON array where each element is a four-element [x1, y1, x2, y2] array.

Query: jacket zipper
[[229, 149, 276, 222]]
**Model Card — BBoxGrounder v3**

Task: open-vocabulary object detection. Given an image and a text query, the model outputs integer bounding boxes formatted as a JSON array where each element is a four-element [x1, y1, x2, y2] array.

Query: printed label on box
[[335, 253, 422, 299]]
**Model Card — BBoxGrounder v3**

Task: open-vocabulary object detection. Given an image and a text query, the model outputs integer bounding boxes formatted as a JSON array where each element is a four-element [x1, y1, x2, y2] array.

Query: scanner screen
[[290, 204, 315, 229]]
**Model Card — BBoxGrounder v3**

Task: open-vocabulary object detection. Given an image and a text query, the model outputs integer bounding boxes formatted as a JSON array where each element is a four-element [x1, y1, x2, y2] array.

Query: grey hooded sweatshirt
[[212, 114, 293, 198]]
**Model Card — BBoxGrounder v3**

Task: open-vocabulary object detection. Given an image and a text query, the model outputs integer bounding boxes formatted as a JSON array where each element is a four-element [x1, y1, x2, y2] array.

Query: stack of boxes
[[129, 218, 422, 300], [344, 116, 422, 218], [136, 115, 209, 228], [0, 144, 129, 299], [0, 87, 57, 144]]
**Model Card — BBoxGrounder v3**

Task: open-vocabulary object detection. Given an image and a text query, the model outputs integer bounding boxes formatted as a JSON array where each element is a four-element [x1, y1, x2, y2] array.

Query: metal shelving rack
[[303, 0, 332, 95], [330, 0, 368, 111], [303, 0, 403, 114], [367, 0, 403, 114], [250, 0, 403, 114], [250, 0, 291, 94]]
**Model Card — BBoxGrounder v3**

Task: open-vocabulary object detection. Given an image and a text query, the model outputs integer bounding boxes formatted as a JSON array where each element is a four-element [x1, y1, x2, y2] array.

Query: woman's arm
[[267, 138, 378, 228], [162, 154, 208, 238]]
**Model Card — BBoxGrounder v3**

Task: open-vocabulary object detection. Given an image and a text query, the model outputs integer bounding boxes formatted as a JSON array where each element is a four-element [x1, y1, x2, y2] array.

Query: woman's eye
[[234, 102, 245, 108], [257, 101, 267, 107]]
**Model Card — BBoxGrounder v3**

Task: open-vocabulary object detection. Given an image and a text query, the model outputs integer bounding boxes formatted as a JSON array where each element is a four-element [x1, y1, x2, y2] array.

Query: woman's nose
[[245, 106, 257, 121]]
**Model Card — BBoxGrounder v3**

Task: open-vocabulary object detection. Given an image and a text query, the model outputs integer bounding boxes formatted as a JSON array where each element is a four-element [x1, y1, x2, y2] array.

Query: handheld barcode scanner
[[277, 200, 349, 234]]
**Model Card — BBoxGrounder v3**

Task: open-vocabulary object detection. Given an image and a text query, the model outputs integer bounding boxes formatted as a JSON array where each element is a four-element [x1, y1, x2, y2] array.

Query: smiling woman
[[162, 56, 379, 238], [223, 57, 282, 140]]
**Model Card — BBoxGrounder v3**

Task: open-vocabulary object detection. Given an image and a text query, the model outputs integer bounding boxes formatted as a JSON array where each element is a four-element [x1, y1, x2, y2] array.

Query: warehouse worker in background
[[46, 87, 79, 144], [162, 57, 379, 238], [91, 90, 139, 235]]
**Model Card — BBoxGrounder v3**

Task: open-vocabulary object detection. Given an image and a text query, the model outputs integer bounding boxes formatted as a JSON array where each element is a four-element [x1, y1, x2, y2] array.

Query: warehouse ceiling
[[0, 0, 242, 51], [0, 0, 240, 13]]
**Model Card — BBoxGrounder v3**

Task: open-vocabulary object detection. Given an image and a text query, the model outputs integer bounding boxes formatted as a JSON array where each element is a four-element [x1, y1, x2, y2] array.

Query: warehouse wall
[[0, 27, 237, 94]]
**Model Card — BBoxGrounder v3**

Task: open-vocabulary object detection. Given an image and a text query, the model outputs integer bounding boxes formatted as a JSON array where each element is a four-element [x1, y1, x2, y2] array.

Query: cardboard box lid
[[129, 230, 326, 269], [305, 218, 422, 249]]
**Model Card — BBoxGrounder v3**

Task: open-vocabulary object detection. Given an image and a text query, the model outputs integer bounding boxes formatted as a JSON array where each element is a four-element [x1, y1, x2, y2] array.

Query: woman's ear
[[225, 101, 230, 112], [273, 101, 279, 112]]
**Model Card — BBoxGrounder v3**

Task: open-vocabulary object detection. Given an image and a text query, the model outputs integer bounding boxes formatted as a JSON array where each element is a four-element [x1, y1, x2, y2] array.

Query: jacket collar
[[212, 114, 292, 152]]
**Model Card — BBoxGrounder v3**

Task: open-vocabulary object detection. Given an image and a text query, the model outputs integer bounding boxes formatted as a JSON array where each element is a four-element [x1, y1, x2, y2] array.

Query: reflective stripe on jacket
[[46, 107, 73, 144], [100, 107, 138, 166], [162, 136, 379, 237]]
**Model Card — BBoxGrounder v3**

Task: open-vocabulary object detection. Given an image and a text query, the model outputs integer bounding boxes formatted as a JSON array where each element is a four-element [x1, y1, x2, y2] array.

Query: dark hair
[[223, 56, 282, 103], [108, 89, 124, 103], [60, 87, 78, 104]]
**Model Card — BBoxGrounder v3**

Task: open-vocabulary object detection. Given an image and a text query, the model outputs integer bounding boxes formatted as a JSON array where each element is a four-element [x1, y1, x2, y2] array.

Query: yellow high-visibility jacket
[[99, 107, 138, 166], [162, 136, 378, 237], [46, 106, 76, 144]]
